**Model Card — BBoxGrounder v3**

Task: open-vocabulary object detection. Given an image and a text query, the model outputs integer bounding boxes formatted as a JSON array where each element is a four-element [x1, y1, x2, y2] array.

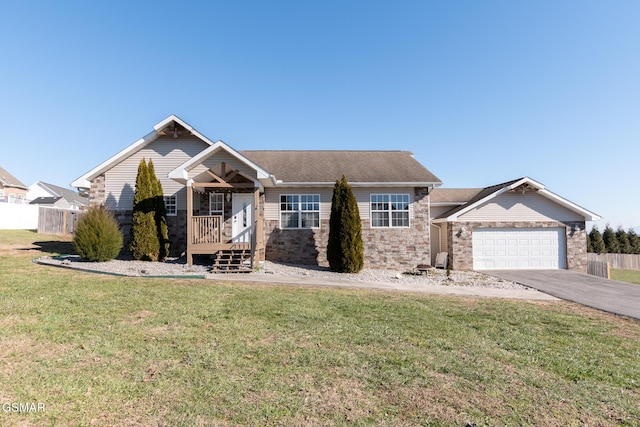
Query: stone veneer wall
[[110, 210, 187, 258], [89, 175, 106, 207], [447, 221, 587, 272], [264, 188, 431, 269]]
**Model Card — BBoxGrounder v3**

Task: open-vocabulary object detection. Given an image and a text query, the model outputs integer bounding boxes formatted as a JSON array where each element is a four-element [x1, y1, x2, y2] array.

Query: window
[[209, 193, 224, 217], [280, 194, 320, 229], [164, 195, 177, 216], [370, 194, 410, 227]]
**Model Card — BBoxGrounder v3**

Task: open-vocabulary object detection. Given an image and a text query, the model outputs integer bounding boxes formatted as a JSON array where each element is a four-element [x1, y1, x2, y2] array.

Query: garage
[[472, 227, 566, 270]]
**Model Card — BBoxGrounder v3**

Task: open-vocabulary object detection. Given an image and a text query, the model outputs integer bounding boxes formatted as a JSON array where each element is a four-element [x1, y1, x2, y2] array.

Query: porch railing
[[191, 215, 222, 244]]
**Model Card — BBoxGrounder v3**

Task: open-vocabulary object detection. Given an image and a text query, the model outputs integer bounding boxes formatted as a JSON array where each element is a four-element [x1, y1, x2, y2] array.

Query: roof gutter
[[267, 181, 442, 188]]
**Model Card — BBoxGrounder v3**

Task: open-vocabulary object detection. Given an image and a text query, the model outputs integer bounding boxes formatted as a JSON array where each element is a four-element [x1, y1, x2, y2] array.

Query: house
[[72, 115, 600, 272], [0, 166, 28, 204], [28, 181, 88, 210]]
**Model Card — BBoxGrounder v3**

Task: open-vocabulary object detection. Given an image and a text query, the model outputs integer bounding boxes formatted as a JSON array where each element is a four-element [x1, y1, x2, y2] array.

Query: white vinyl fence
[[0, 203, 39, 230]]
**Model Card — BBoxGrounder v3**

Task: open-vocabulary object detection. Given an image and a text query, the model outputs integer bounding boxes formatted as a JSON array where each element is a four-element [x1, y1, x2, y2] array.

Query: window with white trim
[[209, 193, 224, 217], [370, 194, 410, 227], [280, 194, 320, 229], [163, 195, 177, 216]]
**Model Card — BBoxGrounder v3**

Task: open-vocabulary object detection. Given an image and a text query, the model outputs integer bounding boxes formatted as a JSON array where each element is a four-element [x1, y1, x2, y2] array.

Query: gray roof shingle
[[0, 166, 27, 190], [39, 182, 88, 206], [430, 188, 483, 204], [240, 150, 442, 185]]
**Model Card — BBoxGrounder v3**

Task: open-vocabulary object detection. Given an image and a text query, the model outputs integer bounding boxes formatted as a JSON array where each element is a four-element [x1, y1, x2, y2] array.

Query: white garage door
[[472, 228, 566, 270]]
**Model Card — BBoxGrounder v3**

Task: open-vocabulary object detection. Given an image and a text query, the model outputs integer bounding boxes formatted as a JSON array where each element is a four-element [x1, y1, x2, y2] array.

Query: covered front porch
[[168, 140, 271, 269], [186, 181, 263, 268]]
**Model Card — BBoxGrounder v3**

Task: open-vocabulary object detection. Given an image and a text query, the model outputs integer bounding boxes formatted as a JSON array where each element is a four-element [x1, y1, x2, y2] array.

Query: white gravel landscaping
[[36, 256, 528, 290]]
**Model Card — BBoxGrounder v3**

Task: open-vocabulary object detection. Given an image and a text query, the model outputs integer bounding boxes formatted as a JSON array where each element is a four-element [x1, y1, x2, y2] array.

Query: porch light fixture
[[457, 226, 469, 238], [573, 224, 581, 232], [226, 192, 231, 202]]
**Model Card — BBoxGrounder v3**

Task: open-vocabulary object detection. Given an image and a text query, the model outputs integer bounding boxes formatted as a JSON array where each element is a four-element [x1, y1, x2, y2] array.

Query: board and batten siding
[[458, 192, 584, 222], [263, 187, 416, 224], [104, 136, 209, 210]]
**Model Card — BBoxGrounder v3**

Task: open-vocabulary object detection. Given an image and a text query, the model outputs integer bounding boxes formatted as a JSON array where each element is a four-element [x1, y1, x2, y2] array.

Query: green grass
[[1, 230, 639, 426], [612, 268, 640, 285]]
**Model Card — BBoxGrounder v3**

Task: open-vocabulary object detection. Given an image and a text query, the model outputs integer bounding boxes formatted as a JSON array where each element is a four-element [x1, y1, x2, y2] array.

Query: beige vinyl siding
[[430, 222, 449, 265], [104, 136, 209, 210], [189, 151, 260, 181], [264, 188, 334, 222], [459, 192, 584, 222], [430, 205, 460, 219], [264, 187, 416, 224]]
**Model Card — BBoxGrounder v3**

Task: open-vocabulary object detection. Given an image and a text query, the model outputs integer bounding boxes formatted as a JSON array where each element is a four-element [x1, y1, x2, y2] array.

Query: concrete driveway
[[485, 270, 640, 320]]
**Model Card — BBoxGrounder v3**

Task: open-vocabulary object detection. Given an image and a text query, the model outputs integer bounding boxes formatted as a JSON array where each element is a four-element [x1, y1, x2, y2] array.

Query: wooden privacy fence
[[587, 260, 610, 279], [587, 253, 640, 270], [38, 207, 84, 236]]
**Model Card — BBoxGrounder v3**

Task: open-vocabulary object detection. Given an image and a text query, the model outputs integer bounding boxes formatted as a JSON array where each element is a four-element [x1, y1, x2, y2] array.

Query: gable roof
[[71, 115, 214, 189], [73, 115, 442, 190], [435, 177, 601, 221], [241, 150, 442, 187], [35, 182, 88, 206], [168, 140, 271, 184], [0, 166, 28, 190]]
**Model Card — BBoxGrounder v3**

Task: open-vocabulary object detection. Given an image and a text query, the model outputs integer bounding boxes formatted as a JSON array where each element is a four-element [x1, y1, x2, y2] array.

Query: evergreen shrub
[[130, 159, 160, 261], [73, 206, 123, 262], [327, 175, 364, 273]]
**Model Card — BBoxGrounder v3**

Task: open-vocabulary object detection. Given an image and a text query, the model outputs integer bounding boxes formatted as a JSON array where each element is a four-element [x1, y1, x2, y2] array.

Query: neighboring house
[[28, 181, 88, 210], [0, 166, 28, 204], [72, 115, 600, 271]]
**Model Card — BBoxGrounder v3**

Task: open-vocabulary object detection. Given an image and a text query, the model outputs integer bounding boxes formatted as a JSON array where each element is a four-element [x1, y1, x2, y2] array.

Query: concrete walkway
[[209, 273, 559, 300], [485, 270, 640, 320]]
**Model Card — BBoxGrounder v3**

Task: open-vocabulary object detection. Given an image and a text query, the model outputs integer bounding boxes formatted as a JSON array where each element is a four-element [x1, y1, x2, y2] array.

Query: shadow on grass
[[27, 241, 77, 256]]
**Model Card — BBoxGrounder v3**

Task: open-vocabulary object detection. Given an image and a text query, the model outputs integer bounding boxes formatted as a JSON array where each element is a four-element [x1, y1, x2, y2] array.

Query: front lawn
[[612, 268, 640, 285], [1, 230, 639, 426]]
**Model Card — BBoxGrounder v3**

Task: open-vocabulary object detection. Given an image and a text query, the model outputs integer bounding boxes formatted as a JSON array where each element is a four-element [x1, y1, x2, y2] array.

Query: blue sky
[[1, 1, 638, 229]]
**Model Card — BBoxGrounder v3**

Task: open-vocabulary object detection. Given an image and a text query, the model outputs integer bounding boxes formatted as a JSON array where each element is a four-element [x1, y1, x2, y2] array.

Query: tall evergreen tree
[[130, 159, 160, 261], [148, 159, 170, 260], [327, 175, 364, 273], [628, 228, 640, 254], [616, 226, 632, 254], [602, 224, 620, 254], [589, 225, 606, 254], [586, 233, 594, 253]]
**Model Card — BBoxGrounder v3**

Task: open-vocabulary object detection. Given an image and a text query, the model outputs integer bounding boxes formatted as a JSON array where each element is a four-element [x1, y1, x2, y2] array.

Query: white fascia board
[[71, 115, 217, 189], [430, 202, 468, 206], [169, 140, 272, 182], [159, 115, 217, 147], [444, 177, 533, 221], [268, 181, 440, 188], [70, 129, 158, 188], [538, 189, 601, 221]]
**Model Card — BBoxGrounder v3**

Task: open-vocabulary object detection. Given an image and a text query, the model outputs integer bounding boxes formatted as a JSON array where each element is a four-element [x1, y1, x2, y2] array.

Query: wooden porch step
[[211, 249, 252, 273]]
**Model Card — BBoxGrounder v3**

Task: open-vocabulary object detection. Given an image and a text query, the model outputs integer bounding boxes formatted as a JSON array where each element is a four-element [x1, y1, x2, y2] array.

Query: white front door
[[232, 193, 254, 243]]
